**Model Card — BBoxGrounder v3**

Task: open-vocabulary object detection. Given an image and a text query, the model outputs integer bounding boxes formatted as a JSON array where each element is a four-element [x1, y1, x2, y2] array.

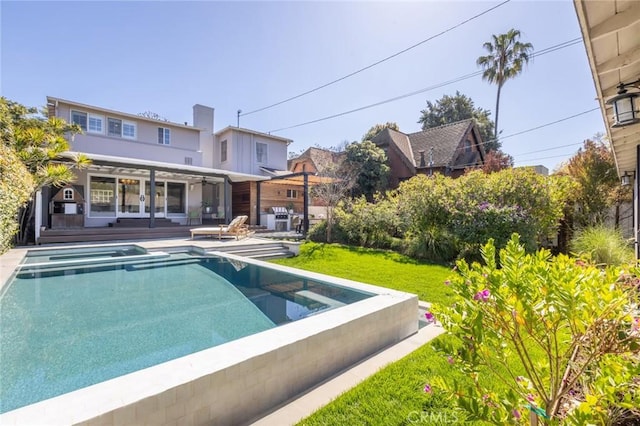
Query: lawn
[[273, 243, 532, 425], [272, 242, 455, 306], [273, 243, 470, 424]]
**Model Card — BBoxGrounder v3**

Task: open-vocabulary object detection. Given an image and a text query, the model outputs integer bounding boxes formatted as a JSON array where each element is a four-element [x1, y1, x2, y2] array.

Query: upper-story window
[[108, 118, 122, 137], [286, 189, 298, 199], [158, 127, 171, 145], [88, 114, 104, 133], [220, 140, 227, 162], [106, 118, 136, 139], [122, 122, 136, 139], [71, 110, 87, 131], [464, 140, 472, 153], [256, 142, 268, 164], [63, 188, 74, 200]]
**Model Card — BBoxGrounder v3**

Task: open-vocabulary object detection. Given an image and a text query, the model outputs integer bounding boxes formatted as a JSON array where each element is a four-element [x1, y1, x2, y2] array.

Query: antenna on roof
[[237, 110, 242, 128]]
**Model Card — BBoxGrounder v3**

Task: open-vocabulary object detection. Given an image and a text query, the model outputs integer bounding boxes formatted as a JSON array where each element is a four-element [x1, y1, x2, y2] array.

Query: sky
[[1, 0, 603, 172]]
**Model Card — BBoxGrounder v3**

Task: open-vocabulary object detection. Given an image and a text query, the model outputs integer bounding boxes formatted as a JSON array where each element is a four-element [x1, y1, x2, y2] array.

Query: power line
[[437, 108, 601, 169], [240, 0, 512, 117], [268, 38, 583, 133], [516, 141, 584, 156]]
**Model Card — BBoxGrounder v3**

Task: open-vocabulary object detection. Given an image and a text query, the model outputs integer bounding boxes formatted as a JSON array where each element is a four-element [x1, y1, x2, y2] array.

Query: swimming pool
[[0, 244, 418, 425]]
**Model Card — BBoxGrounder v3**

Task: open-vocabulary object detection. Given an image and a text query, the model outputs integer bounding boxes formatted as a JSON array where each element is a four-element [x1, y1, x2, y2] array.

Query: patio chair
[[190, 215, 251, 240], [187, 208, 202, 226]]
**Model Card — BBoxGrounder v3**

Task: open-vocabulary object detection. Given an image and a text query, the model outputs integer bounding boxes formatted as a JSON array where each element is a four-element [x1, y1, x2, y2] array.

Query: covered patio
[[36, 152, 268, 244], [575, 0, 640, 255]]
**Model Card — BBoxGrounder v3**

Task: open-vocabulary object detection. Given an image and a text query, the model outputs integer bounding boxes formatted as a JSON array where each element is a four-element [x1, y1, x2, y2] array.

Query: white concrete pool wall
[[0, 246, 418, 426]]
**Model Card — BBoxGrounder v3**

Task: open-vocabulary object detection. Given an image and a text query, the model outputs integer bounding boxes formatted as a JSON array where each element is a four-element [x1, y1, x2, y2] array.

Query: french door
[[117, 179, 166, 217]]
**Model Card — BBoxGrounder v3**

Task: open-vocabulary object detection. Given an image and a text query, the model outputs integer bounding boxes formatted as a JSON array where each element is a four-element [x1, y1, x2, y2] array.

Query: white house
[[38, 97, 292, 240]]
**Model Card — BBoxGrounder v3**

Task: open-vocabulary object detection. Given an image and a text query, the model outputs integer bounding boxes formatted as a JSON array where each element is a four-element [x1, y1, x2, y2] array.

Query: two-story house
[[38, 97, 292, 241], [371, 119, 485, 187]]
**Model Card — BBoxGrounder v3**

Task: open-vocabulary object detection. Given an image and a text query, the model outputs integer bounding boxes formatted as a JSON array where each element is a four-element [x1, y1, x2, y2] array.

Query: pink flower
[[444, 279, 451, 286], [512, 409, 521, 419], [526, 393, 535, 403], [473, 289, 491, 302], [447, 355, 455, 365], [424, 312, 435, 324], [632, 317, 640, 332], [423, 384, 432, 393]]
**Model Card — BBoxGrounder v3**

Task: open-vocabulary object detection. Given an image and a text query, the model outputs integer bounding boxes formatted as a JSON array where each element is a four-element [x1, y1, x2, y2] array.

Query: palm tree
[[477, 29, 533, 142]]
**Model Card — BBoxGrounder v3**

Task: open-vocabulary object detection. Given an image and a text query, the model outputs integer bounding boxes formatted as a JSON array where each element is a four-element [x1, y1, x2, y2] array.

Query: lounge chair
[[190, 215, 251, 240]]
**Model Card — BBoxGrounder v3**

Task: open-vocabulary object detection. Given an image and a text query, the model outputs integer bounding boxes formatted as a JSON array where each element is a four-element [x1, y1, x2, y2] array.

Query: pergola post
[[149, 168, 156, 228], [224, 177, 232, 225], [256, 181, 261, 225], [303, 172, 309, 235]]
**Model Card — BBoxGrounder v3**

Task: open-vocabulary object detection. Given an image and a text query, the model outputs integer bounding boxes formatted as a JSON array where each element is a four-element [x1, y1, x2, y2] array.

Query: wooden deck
[[38, 226, 192, 244]]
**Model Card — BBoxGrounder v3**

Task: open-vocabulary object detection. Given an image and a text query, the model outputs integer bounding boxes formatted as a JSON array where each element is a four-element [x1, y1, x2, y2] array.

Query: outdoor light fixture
[[606, 78, 640, 127], [621, 171, 635, 187]]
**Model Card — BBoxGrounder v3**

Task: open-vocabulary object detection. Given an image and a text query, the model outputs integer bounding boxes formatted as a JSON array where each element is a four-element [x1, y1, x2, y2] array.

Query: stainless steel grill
[[270, 207, 290, 231]]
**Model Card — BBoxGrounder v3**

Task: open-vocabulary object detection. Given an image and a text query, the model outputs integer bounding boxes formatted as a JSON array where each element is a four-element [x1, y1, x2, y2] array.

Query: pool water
[[0, 251, 372, 413]]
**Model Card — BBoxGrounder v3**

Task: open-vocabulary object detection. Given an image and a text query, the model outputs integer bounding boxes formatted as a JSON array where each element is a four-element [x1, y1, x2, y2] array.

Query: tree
[[310, 159, 357, 244], [362, 122, 399, 142], [344, 140, 390, 201], [418, 91, 498, 152], [557, 137, 630, 228], [1, 97, 90, 244], [477, 29, 533, 142], [482, 150, 514, 173]]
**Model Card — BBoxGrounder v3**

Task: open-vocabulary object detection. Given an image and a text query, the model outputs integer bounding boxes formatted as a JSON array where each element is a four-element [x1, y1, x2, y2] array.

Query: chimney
[[193, 104, 214, 132]]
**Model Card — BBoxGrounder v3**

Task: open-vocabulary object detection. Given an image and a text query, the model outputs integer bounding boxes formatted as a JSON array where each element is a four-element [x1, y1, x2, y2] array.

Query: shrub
[[0, 144, 34, 253], [335, 196, 399, 249], [571, 225, 634, 266], [429, 234, 640, 424]]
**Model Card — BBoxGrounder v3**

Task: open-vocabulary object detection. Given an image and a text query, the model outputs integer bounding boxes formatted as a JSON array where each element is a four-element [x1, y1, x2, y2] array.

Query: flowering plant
[[428, 234, 639, 424]]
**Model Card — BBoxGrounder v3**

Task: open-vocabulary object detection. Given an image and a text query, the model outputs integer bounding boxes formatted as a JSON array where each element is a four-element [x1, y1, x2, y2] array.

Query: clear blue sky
[[1, 0, 602, 172]]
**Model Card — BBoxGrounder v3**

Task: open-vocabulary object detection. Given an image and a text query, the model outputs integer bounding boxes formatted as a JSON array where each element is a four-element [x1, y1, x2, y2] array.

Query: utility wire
[[240, 0, 512, 117], [268, 38, 583, 133], [432, 107, 600, 169]]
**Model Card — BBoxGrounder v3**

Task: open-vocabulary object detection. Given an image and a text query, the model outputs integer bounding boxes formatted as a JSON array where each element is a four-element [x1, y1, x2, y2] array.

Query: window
[[464, 140, 472, 153], [122, 121, 136, 139], [108, 118, 122, 137], [184, 157, 193, 165], [220, 140, 227, 162], [88, 114, 104, 133], [89, 176, 116, 215], [286, 189, 298, 199], [71, 110, 87, 131], [256, 142, 267, 164], [63, 188, 74, 200], [166, 182, 185, 213], [158, 127, 171, 145]]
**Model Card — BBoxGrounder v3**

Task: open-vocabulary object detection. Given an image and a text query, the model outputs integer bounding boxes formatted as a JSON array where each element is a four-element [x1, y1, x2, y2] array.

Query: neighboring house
[[372, 119, 485, 187], [288, 147, 344, 174], [40, 97, 293, 237]]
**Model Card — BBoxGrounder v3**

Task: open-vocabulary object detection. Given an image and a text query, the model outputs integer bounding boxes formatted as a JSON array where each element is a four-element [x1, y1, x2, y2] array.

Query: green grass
[[272, 242, 455, 306], [272, 243, 539, 425]]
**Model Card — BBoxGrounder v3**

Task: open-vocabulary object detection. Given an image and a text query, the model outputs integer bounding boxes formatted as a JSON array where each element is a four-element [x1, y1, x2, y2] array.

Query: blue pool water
[[0, 249, 372, 413]]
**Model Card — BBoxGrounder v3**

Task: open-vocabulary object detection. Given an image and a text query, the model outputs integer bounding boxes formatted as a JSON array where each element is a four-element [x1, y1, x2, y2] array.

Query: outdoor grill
[[270, 206, 290, 231]]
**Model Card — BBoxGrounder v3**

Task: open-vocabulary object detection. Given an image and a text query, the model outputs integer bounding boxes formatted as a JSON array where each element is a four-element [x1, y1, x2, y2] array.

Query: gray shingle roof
[[290, 147, 344, 173], [406, 119, 475, 168]]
